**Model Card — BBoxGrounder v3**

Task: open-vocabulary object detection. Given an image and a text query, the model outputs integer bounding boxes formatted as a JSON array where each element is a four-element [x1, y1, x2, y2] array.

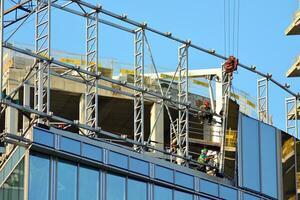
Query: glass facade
[[0, 159, 24, 200]]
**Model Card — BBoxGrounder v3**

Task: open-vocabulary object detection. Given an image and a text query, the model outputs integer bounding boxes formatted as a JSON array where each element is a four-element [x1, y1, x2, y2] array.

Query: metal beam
[[257, 78, 269, 123]]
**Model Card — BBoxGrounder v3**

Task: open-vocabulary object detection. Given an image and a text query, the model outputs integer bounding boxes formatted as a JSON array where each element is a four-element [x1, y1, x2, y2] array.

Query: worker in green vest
[[198, 147, 208, 164]]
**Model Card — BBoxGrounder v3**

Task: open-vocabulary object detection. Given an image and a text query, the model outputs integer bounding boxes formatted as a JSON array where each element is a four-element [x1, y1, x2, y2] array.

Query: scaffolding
[[1, 0, 300, 174]]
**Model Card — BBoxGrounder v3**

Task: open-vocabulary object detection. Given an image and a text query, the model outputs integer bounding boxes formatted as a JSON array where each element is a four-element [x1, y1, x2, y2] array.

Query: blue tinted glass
[[79, 166, 99, 200], [60, 137, 80, 155], [241, 116, 260, 191], [82, 143, 102, 162], [199, 179, 218, 196], [57, 161, 77, 200], [199, 197, 210, 200], [29, 155, 50, 200], [174, 191, 193, 200], [243, 193, 260, 200], [219, 185, 238, 200], [175, 171, 194, 189], [128, 179, 147, 200], [260, 123, 277, 198], [107, 173, 125, 200], [155, 165, 173, 183], [129, 158, 149, 176], [109, 151, 128, 169], [154, 185, 172, 200], [33, 128, 54, 147]]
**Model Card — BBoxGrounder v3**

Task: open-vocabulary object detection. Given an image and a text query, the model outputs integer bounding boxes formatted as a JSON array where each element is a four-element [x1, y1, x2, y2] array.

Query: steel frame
[[1, 0, 300, 172], [286, 97, 298, 138], [257, 78, 269, 123], [133, 28, 145, 151], [34, 0, 51, 124], [85, 9, 99, 136]]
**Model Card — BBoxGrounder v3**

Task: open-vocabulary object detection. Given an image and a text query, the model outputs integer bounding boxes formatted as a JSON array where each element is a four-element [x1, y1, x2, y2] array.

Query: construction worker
[[198, 100, 213, 124]]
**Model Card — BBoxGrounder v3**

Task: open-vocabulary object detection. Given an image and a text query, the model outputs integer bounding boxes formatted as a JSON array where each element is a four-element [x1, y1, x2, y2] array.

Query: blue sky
[[4, 0, 300, 130]]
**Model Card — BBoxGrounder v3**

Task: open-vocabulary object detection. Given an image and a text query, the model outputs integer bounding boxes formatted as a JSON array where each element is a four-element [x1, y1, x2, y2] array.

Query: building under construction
[[0, 1, 300, 200]]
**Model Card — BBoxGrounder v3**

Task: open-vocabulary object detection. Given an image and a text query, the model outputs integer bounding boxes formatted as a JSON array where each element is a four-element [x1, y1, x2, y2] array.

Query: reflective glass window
[[260, 123, 277, 198], [241, 116, 260, 191], [155, 165, 173, 183], [282, 132, 296, 200], [199, 179, 218, 196], [129, 157, 149, 176], [79, 166, 99, 200], [107, 173, 125, 200], [175, 171, 194, 189], [33, 128, 54, 147], [57, 161, 77, 200], [60, 136, 80, 155], [219, 185, 237, 200], [128, 179, 147, 200], [174, 191, 193, 200], [29, 154, 50, 200], [0, 159, 24, 200], [243, 193, 260, 200], [109, 151, 128, 169], [82, 143, 102, 162], [154, 185, 172, 200]]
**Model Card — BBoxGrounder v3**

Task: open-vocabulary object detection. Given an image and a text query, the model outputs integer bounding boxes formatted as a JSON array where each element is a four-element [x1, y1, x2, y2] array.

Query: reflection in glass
[[0, 159, 24, 200], [154, 185, 172, 200], [107, 173, 125, 200], [219, 185, 237, 200], [260, 123, 277, 198], [243, 193, 260, 200], [241, 116, 260, 191], [174, 191, 193, 200], [79, 166, 99, 200], [282, 132, 296, 200], [128, 179, 147, 200], [199, 179, 218, 196], [29, 154, 50, 200], [57, 161, 77, 200]]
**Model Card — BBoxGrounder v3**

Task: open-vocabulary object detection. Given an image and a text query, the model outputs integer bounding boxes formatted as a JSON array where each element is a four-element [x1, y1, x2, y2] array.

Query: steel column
[[34, 0, 51, 123], [286, 97, 298, 138], [134, 28, 145, 151], [85, 10, 99, 136], [257, 78, 269, 123], [177, 44, 189, 165]]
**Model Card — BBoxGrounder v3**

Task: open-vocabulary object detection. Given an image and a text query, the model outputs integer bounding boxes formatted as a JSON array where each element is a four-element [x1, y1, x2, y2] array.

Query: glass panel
[[82, 143, 102, 162], [296, 140, 300, 200], [155, 165, 173, 183], [129, 157, 149, 176], [174, 191, 193, 200], [107, 173, 125, 200], [60, 136, 80, 155], [108, 151, 128, 169], [282, 131, 297, 200], [241, 116, 260, 191], [242, 193, 260, 200], [29, 154, 50, 200], [33, 128, 54, 147], [57, 161, 77, 200], [260, 123, 277, 198], [219, 185, 237, 200], [175, 171, 194, 189], [199, 179, 218, 197], [128, 179, 147, 200], [79, 166, 99, 200], [154, 185, 172, 200], [0, 159, 24, 200]]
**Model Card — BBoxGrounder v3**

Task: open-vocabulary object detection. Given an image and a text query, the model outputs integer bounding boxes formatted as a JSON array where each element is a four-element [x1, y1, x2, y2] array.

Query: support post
[[23, 83, 30, 132], [150, 102, 164, 153], [257, 78, 269, 123], [0, 0, 3, 102], [34, 0, 51, 123], [85, 9, 99, 136], [286, 97, 298, 138], [134, 28, 145, 151], [177, 44, 189, 165]]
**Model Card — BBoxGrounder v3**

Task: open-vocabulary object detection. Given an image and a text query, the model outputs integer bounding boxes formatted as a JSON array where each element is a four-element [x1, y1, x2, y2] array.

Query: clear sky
[[4, 0, 300, 130]]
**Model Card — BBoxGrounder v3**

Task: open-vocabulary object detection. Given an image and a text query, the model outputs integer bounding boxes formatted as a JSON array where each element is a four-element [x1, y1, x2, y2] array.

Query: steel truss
[[134, 28, 145, 150], [286, 97, 298, 138], [257, 78, 269, 123], [34, 0, 51, 124], [85, 10, 99, 136]]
